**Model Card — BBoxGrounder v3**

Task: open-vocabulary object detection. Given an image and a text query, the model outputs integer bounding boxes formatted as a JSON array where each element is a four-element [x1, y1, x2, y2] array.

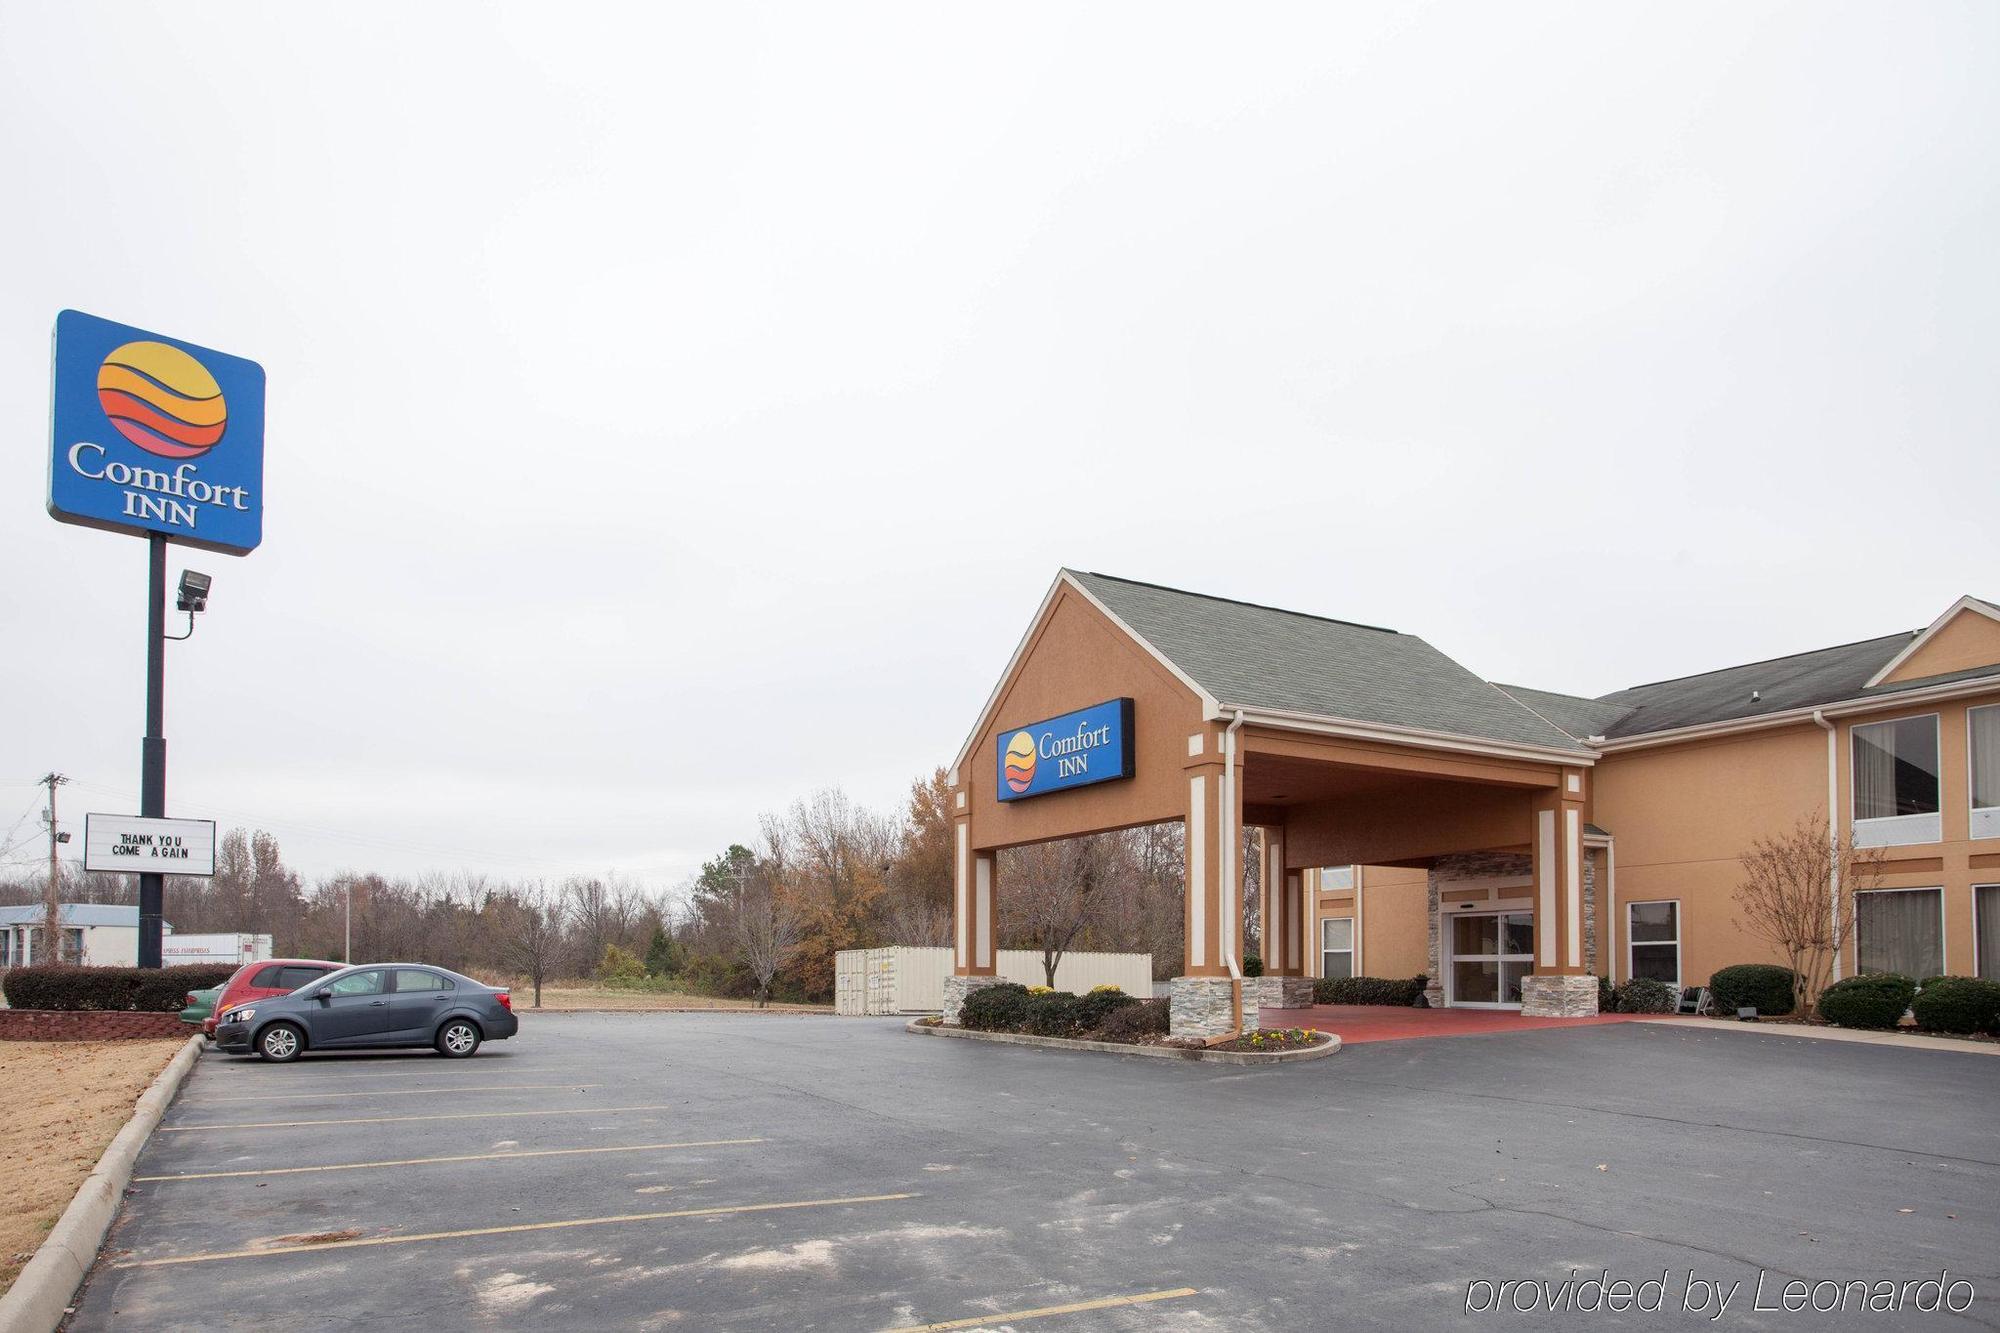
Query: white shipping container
[[834, 946, 1153, 1014]]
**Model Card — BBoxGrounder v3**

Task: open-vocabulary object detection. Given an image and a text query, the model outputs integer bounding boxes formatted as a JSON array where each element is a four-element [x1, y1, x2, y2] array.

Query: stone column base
[[1169, 976, 1240, 1040], [942, 975, 1006, 1025], [1241, 976, 1316, 1026], [1519, 973, 1600, 1018]]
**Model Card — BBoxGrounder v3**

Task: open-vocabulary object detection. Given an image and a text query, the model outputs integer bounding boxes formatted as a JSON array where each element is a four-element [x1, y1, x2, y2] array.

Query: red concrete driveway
[[1264, 1003, 1637, 1044]]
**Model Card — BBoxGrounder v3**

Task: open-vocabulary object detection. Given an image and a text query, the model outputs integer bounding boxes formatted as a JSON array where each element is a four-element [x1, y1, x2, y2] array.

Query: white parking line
[[135, 1138, 765, 1182], [200, 1083, 599, 1103], [161, 1104, 676, 1132], [117, 1193, 921, 1267]]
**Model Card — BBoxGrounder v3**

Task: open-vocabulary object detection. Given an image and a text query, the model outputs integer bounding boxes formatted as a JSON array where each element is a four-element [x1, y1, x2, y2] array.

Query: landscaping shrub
[[1596, 975, 1616, 1013], [1096, 997, 1169, 1041], [1911, 976, 2000, 1035], [1243, 953, 1264, 978], [3, 964, 236, 1012], [1707, 963, 1797, 1017], [1613, 977, 1678, 1014], [1073, 986, 1138, 1031], [958, 982, 1031, 1031], [1021, 991, 1086, 1037], [1313, 975, 1427, 1006], [1816, 973, 1916, 1030]]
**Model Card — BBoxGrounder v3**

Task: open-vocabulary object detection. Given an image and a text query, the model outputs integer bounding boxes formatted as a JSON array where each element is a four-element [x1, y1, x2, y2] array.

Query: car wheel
[[437, 1019, 482, 1058], [258, 1023, 305, 1063]]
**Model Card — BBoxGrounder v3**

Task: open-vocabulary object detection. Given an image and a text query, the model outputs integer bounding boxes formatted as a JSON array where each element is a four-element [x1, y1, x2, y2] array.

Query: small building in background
[[0, 905, 270, 969]]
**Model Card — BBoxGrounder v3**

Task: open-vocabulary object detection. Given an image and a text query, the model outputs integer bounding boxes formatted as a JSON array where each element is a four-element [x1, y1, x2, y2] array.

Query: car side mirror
[[312, 991, 332, 1004]]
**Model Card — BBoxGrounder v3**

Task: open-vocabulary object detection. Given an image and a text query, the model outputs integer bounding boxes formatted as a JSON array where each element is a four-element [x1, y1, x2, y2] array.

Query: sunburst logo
[[96, 340, 227, 459], [1003, 731, 1038, 793]]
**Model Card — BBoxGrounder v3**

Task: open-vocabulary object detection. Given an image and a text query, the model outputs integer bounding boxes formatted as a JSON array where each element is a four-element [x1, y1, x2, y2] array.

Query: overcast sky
[[3, 3, 1994, 891]]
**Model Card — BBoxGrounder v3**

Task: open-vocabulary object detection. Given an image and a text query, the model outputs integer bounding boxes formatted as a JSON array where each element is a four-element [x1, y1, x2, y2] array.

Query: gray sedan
[[214, 963, 520, 1062]]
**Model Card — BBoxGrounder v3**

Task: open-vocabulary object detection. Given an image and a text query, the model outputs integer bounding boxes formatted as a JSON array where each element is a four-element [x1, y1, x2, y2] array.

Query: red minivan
[[205, 958, 345, 1036]]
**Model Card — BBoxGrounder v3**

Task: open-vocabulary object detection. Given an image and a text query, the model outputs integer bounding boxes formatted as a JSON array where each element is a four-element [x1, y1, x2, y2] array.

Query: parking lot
[[70, 1014, 2000, 1331]]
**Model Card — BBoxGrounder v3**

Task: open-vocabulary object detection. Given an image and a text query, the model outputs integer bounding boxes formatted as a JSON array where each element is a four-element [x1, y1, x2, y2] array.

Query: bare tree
[[1005, 833, 1117, 987], [730, 855, 803, 1007], [1733, 813, 1884, 1015], [497, 886, 569, 1008]]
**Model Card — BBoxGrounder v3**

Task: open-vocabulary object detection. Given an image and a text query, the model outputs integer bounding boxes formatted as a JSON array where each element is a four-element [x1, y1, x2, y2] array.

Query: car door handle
[[369, 1000, 388, 1006]]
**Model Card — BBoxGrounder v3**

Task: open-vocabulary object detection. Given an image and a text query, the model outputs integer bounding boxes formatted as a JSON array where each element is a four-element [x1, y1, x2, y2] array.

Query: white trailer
[[160, 932, 273, 967]]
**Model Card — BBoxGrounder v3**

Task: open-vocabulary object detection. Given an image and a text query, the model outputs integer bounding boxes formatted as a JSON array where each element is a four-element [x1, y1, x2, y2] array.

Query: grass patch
[[512, 985, 831, 1013]]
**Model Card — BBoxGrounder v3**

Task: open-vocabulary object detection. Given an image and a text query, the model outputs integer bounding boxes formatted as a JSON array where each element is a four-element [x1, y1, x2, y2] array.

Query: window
[[1975, 885, 1999, 983], [251, 965, 285, 987], [277, 965, 332, 990], [1627, 901, 1680, 986], [326, 969, 386, 997], [1972, 705, 2000, 840], [394, 969, 453, 992], [1320, 866, 1355, 891], [0, 931, 12, 967], [1855, 888, 1943, 978], [1320, 917, 1354, 979], [1852, 715, 1941, 846], [64, 928, 85, 960]]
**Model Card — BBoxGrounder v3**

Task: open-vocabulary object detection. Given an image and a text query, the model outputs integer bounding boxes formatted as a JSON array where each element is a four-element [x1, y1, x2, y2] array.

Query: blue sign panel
[[996, 698, 1135, 801], [48, 310, 266, 555]]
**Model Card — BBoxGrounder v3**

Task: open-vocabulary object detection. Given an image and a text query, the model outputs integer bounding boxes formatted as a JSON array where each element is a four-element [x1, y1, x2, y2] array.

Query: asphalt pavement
[[65, 1012, 2000, 1331]]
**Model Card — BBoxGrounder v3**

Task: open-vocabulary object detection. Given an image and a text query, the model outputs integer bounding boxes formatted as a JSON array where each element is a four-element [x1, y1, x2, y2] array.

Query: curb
[[515, 1006, 835, 1017], [0, 1033, 203, 1332], [1635, 1016, 2000, 1055], [905, 1019, 1341, 1064]]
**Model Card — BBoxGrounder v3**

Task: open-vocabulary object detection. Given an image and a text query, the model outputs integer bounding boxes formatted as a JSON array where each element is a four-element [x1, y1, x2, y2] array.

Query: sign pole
[[139, 531, 167, 968]]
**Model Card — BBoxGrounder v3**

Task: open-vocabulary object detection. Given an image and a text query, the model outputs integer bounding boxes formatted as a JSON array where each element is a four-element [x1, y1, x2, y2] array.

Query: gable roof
[[1067, 571, 1594, 755], [1864, 594, 2000, 687]]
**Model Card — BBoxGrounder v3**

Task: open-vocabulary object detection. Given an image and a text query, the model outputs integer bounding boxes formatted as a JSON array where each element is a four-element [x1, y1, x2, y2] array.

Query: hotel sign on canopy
[[995, 698, 1135, 801]]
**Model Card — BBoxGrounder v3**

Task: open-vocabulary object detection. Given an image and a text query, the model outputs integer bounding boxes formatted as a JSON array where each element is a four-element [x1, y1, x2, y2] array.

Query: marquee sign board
[[83, 814, 217, 877], [48, 309, 266, 555], [995, 697, 1135, 801]]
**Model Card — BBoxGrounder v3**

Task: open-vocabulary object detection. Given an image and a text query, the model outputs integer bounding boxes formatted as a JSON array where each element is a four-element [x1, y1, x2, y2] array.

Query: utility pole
[[39, 772, 68, 965]]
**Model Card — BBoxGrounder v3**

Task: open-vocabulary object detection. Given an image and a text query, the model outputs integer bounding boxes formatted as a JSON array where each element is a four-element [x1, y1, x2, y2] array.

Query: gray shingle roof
[[1591, 630, 2000, 739], [1070, 571, 1592, 754], [1493, 684, 1634, 742]]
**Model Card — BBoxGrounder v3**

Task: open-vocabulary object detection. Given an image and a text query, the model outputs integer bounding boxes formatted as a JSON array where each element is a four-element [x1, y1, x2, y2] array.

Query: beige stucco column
[[1169, 733, 1242, 1038], [944, 808, 1004, 1023], [1521, 767, 1598, 1016], [1261, 826, 1307, 976]]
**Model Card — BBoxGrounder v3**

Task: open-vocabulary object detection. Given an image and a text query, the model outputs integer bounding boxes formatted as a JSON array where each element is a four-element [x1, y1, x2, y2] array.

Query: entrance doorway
[[1447, 909, 1534, 1008]]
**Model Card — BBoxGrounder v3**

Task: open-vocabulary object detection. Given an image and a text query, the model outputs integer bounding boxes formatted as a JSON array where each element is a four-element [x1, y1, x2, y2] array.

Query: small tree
[[497, 888, 568, 1009], [1733, 814, 1883, 1016], [731, 859, 803, 1007], [1007, 833, 1114, 988], [644, 924, 682, 977]]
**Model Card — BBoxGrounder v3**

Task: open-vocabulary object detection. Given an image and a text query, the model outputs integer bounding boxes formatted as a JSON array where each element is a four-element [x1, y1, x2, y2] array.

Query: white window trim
[[1320, 916, 1354, 980], [1851, 713, 1943, 847], [1975, 883, 1999, 982], [1852, 885, 1947, 977], [1970, 704, 2000, 842], [1625, 898, 1682, 989]]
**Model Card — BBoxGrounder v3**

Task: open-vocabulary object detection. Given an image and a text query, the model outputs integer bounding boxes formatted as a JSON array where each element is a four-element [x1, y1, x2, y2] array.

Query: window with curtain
[[1855, 888, 1943, 978], [1321, 917, 1354, 979], [1628, 901, 1680, 985], [1852, 716, 1941, 841], [1977, 886, 2000, 983], [1972, 706, 1999, 832]]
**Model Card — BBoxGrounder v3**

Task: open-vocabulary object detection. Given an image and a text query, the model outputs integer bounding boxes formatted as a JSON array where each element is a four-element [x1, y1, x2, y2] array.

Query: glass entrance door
[[1449, 911, 1535, 1008]]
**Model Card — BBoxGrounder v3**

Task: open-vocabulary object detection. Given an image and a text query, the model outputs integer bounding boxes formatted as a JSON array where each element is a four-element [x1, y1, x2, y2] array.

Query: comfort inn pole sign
[[995, 697, 1135, 801]]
